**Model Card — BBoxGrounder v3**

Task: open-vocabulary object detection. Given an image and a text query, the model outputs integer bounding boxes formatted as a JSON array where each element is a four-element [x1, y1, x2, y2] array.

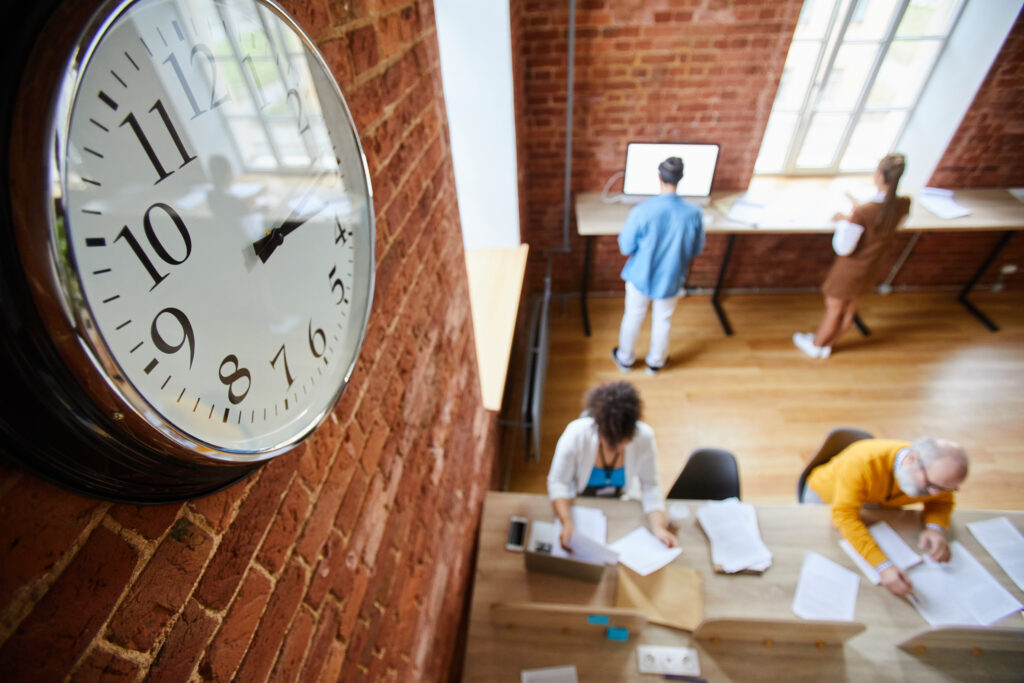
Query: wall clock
[[0, 0, 374, 502]]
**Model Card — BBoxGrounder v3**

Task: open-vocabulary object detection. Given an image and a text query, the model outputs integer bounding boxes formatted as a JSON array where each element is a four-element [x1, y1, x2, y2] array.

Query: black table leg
[[959, 230, 1014, 332], [581, 235, 593, 336], [853, 314, 870, 337], [712, 234, 736, 336]]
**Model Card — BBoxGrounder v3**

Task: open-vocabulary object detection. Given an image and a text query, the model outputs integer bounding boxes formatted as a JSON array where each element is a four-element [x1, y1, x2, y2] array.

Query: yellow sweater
[[806, 439, 955, 567]]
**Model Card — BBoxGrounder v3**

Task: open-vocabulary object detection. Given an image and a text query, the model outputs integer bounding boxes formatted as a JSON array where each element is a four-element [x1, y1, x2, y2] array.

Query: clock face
[[52, 0, 374, 458]]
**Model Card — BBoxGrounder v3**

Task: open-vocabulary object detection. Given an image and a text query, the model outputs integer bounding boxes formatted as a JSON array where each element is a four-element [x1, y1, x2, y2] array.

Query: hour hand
[[253, 211, 321, 263]]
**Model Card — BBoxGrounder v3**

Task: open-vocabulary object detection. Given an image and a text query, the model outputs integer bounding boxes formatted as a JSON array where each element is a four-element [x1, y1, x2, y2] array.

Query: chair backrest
[[667, 448, 740, 501], [797, 428, 874, 502]]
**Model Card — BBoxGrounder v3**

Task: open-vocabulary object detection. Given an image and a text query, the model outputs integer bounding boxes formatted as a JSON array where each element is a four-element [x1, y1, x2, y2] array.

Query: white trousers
[[616, 281, 678, 368]]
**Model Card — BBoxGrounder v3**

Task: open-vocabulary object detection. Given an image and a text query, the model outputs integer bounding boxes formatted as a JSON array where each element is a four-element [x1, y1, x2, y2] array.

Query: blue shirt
[[618, 193, 705, 299]]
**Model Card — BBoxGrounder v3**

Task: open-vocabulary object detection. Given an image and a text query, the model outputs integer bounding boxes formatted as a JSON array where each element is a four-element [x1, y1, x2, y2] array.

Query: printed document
[[908, 541, 1023, 626], [792, 551, 860, 622], [696, 499, 772, 573], [967, 516, 1024, 592], [552, 506, 616, 564], [521, 665, 578, 683], [918, 187, 971, 219], [840, 521, 921, 584], [609, 527, 682, 576]]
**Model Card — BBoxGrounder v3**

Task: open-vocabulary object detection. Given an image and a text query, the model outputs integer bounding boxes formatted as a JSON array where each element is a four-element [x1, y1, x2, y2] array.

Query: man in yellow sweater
[[806, 437, 969, 597]]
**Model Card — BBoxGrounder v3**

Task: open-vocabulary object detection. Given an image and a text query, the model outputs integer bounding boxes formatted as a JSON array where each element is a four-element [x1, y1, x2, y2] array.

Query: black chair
[[666, 448, 740, 500], [797, 427, 874, 503]]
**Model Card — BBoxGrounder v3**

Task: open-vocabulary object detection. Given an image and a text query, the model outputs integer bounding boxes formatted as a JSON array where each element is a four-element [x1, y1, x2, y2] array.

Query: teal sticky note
[[606, 626, 629, 641], [587, 614, 610, 625]]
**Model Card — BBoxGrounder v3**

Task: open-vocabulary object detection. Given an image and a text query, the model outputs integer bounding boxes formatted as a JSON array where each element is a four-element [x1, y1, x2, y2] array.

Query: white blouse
[[546, 417, 666, 514]]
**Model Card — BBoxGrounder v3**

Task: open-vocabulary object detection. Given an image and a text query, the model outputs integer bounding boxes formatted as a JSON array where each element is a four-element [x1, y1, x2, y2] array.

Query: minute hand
[[253, 172, 329, 264]]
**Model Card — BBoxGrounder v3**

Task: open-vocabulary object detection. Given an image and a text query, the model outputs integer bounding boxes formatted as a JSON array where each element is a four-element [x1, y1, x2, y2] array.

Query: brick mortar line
[[0, 501, 111, 645]]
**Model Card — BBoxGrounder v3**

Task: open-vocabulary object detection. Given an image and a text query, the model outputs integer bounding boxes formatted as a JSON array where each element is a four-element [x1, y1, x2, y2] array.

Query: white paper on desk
[[521, 664, 578, 683], [909, 541, 1023, 627], [609, 527, 682, 576], [552, 506, 610, 561], [726, 196, 766, 225], [792, 551, 860, 622], [840, 539, 881, 584], [1008, 187, 1024, 203], [918, 187, 971, 219], [696, 499, 772, 573], [967, 516, 1024, 592], [869, 522, 923, 571]]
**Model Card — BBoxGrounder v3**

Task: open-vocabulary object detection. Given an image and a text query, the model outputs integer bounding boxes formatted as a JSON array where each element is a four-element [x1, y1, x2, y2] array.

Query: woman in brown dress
[[794, 154, 911, 358]]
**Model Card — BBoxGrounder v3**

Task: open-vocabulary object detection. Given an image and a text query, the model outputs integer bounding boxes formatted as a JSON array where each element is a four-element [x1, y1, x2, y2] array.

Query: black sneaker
[[611, 347, 632, 372], [645, 362, 664, 376]]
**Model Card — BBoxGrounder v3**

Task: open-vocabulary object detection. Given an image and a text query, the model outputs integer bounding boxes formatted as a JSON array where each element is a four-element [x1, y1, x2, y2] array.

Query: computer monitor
[[622, 142, 720, 198]]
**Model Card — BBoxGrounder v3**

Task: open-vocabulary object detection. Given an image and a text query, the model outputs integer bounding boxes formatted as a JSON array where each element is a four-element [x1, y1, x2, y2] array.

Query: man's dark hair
[[658, 156, 684, 185], [585, 381, 641, 446]]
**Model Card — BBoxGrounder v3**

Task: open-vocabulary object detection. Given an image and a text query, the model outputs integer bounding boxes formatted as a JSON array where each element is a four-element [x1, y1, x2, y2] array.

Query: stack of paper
[[696, 499, 772, 573], [792, 551, 860, 622], [967, 516, 1024, 591], [918, 187, 971, 219]]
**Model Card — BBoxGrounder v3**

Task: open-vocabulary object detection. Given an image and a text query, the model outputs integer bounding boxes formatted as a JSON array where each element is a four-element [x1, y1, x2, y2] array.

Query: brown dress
[[822, 196, 911, 299]]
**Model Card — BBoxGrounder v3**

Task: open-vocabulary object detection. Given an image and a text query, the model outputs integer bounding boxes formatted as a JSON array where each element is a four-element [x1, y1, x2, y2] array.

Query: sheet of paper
[[1008, 187, 1024, 203], [609, 527, 682, 576], [918, 187, 971, 219], [696, 499, 772, 573], [967, 516, 1024, 592], [726, 196, 766, 225], [792, 551, 860, 622], [636, 645, 701, 676], [552, 506, 608, 559], [908, 541, 1023, 627], [868, 522, 922, 571], [521, 665, 578, 683], [840, 539, 881, 584]]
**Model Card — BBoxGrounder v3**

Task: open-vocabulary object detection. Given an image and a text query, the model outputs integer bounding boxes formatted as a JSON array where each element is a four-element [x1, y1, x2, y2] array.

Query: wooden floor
[[507, 290, 1024, 511]]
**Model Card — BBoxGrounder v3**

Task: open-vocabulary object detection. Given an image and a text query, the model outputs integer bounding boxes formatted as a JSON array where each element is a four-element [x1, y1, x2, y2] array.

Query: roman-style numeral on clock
[[120, 99, 196, 184]]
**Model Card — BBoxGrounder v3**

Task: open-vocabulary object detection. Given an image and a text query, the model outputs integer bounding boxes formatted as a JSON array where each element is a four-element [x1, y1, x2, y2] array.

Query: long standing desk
[[575, 182, 1024, 336], [462, 492, 1024, 681]]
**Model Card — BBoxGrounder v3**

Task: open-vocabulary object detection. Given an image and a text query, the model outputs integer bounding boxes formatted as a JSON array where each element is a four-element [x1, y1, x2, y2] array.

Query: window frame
[[759, 0, 967, 176]]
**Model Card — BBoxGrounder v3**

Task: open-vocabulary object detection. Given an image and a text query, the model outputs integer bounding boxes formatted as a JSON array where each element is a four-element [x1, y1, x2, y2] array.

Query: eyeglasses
[[919, 462, 958, 494]]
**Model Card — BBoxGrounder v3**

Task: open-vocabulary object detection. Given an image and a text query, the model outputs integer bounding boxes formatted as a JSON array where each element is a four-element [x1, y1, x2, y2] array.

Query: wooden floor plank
[[507, 291, 1024, 510]]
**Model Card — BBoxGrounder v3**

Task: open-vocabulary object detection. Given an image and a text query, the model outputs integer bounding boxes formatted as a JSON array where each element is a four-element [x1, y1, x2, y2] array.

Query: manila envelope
[[615, 564, 703, 632]]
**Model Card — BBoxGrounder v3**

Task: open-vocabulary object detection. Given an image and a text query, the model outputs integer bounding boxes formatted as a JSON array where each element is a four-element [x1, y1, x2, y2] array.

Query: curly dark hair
[[584, 381, 642, 446]]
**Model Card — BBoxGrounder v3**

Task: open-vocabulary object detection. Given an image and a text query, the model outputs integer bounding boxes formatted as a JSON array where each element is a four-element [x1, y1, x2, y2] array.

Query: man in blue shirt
[[613, 157, 705, 374]]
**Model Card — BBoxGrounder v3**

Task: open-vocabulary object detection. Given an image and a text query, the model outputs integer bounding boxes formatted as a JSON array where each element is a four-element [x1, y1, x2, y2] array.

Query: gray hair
[[913, 436, 968, 477]]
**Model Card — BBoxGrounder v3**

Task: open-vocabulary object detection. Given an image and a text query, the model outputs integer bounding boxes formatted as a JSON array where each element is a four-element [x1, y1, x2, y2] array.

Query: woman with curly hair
[[547, 381, 676, 551], [794, 153, 911, 358]]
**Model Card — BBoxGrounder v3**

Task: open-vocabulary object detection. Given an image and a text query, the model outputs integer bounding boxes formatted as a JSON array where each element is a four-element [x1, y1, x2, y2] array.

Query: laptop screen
[[623, 142, 720, 198]]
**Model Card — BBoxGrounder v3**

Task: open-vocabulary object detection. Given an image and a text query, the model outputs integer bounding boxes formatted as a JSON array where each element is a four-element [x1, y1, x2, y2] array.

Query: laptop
[[524, 521, 606, 582]]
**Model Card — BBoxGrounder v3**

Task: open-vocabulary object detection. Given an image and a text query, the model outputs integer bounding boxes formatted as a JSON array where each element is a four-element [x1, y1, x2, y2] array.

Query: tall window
[[755, 0, 965, 175]]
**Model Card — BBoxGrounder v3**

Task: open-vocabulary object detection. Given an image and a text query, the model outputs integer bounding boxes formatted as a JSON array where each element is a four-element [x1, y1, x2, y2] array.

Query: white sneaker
[[793, 332, 828, 359]]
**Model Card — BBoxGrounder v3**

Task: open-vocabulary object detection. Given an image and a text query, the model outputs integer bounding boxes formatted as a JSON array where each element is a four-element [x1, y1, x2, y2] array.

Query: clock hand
[[253, 171, 330, 263]]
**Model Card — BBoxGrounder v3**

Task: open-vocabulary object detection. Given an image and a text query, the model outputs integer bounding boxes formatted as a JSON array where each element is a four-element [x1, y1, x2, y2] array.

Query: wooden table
[[575, 182, 1024, 336], [462, 491, 1024, 681]]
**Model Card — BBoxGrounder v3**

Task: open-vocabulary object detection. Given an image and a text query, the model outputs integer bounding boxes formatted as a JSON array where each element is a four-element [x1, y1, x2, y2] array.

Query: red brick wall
[[515, 0, 804, 292], [514, 0, 1024, 297], [0, 1, 497, 680], [929, 10, 1024, 189]]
